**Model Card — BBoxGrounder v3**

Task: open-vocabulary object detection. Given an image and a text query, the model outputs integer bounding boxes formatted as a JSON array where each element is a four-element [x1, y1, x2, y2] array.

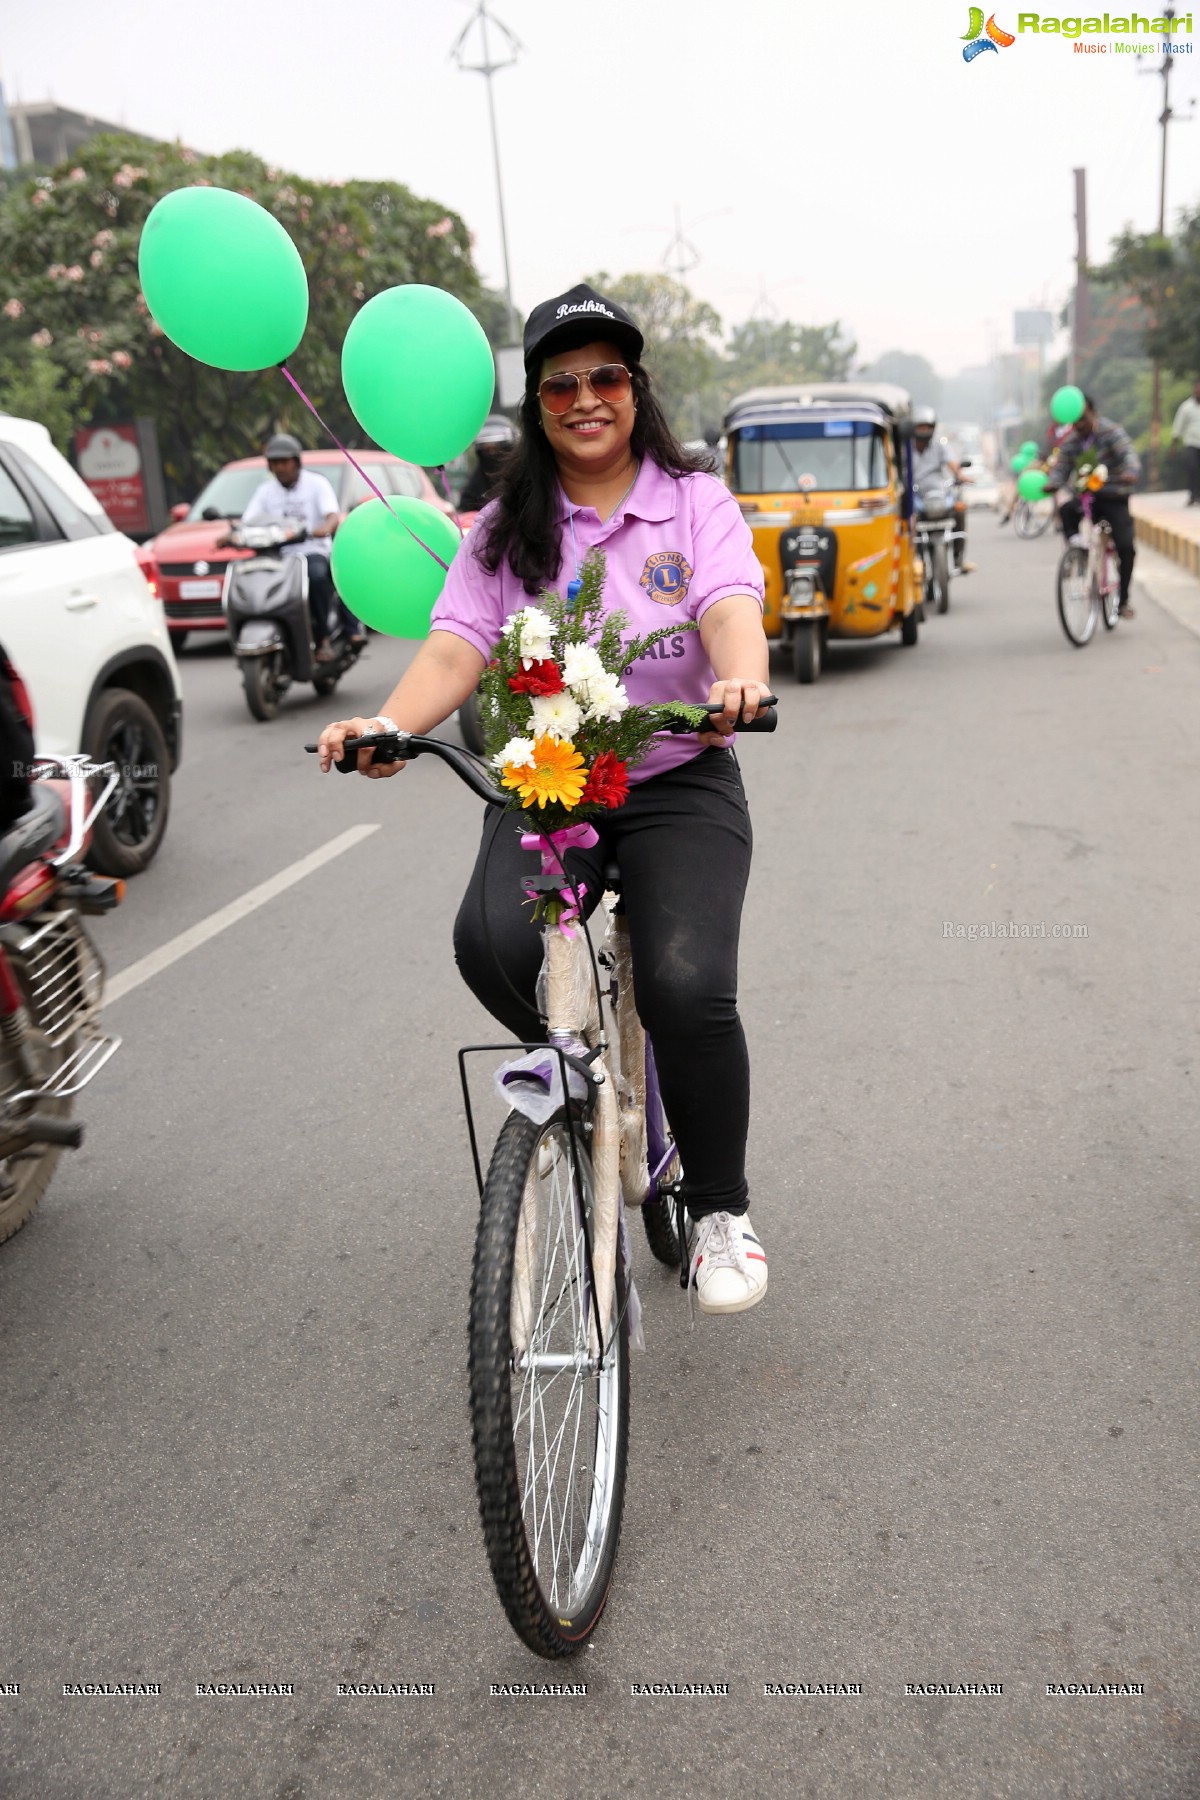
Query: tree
[[0, 135, 503, 501], [859, 350, 942, 411], [723, 318, 857, 394], [584, 270, 723, 440]]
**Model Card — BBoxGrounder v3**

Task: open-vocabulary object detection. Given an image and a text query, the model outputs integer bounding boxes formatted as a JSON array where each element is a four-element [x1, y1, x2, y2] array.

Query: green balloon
[[341, 285, 495, 465], [1018, 440, 1039, 458], [1050, 385, 1085, 426], [1017, 467, 1048, 502], [331, 495, 463, 636], [139, 187, 308, 371], [1011, 451, 1032, 473]]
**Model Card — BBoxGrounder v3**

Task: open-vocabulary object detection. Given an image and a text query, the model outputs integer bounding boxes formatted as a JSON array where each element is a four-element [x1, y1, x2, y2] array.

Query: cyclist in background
[[1045, 397, 1141, 619]]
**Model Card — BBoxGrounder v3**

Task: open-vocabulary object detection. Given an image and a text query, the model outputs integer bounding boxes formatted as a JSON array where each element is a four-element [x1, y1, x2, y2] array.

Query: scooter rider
[[911, 406, 976, 574], [231, 435, 344, 659]]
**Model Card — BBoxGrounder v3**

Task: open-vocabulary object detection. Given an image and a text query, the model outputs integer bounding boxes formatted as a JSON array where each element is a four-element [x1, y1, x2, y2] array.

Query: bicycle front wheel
[[1057, 545, 1097, 646], [470, 1110, 629, 1658], [1016, 499, 1053, 540]]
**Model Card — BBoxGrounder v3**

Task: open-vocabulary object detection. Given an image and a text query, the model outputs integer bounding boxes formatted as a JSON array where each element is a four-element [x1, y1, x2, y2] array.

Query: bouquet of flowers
[[1072, 450, 1108, 494], [478, 547, 704, 838]]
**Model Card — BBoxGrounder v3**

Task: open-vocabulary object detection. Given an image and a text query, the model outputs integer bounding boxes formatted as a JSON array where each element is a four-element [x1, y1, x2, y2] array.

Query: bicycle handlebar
[[304, 699, 778, 801]]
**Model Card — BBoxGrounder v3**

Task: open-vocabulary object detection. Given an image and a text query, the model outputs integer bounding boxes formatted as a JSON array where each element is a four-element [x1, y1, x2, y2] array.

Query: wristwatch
[[366, 715, 401, 736]]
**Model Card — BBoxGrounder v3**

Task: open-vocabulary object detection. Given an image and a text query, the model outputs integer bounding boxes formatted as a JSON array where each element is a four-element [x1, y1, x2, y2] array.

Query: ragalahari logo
[[962, 8, 1016, 58]]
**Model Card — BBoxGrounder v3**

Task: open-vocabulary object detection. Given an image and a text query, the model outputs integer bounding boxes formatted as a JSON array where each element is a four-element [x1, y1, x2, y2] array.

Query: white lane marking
[[105, 824, 381, 1005]]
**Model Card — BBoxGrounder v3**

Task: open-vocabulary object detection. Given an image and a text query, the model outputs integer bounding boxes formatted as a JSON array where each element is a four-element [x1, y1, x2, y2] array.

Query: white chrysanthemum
[[561, 642, 606, 693], [529, 692, 584, 741], [493, 735, 535, 771], [507, 606, 553, 666], [583, 673, 629, 724]]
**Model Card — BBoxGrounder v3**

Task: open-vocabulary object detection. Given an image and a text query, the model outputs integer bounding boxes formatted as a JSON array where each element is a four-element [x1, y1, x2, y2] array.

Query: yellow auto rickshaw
[[724, 382, 924, 682]]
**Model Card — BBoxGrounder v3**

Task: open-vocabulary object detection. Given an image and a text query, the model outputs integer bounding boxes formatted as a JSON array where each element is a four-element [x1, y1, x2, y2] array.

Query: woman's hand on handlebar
[[315, 717, 406, 778], [699, 678, 774, 745]]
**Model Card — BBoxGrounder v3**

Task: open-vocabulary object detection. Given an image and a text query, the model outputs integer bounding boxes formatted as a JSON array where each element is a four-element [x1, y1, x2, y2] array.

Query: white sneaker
[[687, 1211, 768, 1315]]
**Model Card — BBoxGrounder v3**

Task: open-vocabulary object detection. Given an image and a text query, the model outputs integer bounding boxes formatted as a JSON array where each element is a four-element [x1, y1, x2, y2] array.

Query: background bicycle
[[1056, 482, 1121, 648]]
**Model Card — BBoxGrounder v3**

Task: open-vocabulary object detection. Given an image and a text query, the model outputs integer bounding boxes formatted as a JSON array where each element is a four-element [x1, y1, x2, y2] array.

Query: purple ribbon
[[277, 362, 460, 572]]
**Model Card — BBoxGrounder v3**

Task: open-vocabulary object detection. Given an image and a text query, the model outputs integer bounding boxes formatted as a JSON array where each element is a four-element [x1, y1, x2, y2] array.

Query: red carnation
[[508, 659, 563, 697], [580, 750, 630, 810]]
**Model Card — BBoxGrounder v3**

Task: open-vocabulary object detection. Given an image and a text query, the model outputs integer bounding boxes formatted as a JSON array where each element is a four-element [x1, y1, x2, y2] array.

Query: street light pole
[[451, 2, 522, 346], [1142, 4, 1192, 485]]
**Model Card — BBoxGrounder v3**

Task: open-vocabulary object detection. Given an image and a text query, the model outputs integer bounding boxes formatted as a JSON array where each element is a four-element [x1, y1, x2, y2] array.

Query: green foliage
[[0, 135, 505, 502], [0, 344, 84, 453], [724, 318, 857, 397], [860, 350, 942, 410]]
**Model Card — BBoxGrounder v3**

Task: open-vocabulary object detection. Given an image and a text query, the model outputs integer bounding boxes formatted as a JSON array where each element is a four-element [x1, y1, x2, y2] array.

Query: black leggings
[[453, 750, 753, 1218]]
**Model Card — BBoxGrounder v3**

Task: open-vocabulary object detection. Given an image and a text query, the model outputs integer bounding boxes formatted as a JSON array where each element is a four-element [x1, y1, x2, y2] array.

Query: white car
[[0, 415, 182, 875], [962, 461, 1001, 509]]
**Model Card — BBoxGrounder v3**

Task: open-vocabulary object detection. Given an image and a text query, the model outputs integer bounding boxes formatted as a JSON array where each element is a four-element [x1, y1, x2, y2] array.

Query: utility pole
[[451, 3, 522, 347], [663, 204, 704, 438], [1142, 4, 1192, 484], [1071, 168, 1089, 389]]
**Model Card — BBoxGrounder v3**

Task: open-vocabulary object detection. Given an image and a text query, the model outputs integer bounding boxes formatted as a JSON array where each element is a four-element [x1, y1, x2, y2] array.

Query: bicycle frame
[[456, 871, 650, 1366]]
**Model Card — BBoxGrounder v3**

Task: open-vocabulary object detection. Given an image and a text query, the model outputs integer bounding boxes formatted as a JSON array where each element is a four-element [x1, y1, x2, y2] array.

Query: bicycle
[[1056, 489, 1121, 648], [307, 700, 777, 1657]]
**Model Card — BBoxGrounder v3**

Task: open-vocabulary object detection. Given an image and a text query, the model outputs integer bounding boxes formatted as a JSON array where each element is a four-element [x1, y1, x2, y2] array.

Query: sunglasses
[[537, 363, 632, 415]]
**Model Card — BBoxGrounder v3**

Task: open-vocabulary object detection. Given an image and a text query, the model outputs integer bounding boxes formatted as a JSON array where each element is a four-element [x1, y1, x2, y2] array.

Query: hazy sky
[[6, 0, 1198, 374]]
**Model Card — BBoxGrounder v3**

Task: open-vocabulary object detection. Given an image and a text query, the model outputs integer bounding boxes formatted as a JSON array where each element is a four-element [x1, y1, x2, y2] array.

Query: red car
[[144, 450, 457, 649]]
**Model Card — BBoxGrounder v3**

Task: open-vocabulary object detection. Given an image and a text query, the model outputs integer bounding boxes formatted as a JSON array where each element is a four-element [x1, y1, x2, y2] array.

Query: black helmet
[[264, 433, 303, 460]]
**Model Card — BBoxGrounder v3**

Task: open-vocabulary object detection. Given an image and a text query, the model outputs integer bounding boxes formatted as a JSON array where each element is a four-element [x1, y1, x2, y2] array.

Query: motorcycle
[[0, 755, 124, 1245], [913, 481, 962, 616], [223, 521, 363, 722]]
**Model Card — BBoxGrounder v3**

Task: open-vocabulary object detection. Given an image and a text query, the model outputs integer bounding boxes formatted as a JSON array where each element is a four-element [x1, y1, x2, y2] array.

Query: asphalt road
[[2, 515, 1198, 1800]]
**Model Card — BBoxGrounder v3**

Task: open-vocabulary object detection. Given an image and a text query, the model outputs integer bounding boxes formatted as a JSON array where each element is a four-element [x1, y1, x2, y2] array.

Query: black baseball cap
[[522, 282, 644, 376]]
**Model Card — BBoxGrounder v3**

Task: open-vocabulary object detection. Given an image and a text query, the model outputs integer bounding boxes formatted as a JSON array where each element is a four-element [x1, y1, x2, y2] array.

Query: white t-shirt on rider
[[240, 469, 339, 559]]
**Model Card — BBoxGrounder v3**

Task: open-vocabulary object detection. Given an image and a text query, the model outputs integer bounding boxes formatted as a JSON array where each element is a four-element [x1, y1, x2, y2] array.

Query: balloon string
[[278, 362, 450, 572], [433, 465, 465, 539]]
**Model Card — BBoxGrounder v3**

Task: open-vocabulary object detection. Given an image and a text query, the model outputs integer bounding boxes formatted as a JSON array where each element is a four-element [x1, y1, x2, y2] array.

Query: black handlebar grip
[[301, 735, 405, 773], [336, 734, 404, 773], [702, 696, 779, 733], [735, 705, 777, 733]]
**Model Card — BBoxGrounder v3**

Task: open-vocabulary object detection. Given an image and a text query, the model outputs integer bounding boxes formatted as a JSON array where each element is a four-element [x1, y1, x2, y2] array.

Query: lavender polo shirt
[[431, 459, 764, 784]]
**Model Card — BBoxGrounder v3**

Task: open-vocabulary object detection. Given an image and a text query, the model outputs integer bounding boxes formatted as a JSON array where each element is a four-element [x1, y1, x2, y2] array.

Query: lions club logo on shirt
[[639, 551, 692, 605]]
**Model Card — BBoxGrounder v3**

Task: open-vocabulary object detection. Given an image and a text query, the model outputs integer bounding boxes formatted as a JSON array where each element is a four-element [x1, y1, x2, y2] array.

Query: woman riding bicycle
[[317, 282, 771, 1315]]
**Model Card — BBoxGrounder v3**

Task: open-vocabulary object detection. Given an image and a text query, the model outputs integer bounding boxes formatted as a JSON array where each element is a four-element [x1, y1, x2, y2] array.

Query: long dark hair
[[476, 359, 712, 593]]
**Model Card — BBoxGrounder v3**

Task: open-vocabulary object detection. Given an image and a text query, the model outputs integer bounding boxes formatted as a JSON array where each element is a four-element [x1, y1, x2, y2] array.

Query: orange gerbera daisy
[[500, 733, 588, 810]]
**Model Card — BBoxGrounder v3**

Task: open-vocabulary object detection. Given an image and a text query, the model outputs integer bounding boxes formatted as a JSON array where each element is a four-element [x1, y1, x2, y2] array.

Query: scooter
[[223, 522, 364, 722], [0, 755, 124, 1246]]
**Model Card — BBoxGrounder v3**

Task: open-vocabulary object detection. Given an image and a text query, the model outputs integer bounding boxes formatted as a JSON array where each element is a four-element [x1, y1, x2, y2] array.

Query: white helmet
[[913, 405, 937, 430]]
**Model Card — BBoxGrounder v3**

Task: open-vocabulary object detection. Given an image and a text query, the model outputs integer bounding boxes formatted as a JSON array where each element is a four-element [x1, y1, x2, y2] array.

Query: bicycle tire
[[1015, 500, 1053, 540], [642, 1148, 683, 1266], [932, 539, 950, 614], [1056, 546, 1097, 646], [470, 1109, 629, 1658]]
